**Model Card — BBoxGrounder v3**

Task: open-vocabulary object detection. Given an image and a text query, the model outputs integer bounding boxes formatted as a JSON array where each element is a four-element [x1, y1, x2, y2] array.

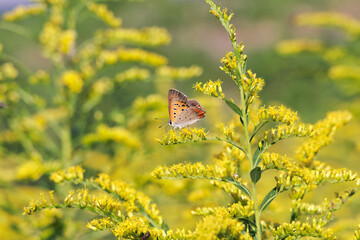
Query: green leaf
[[260, 187, 281, 213], [224, 177, 252, 198], [252, 143, 264, 168], [220, 139, 247, 155], [250, 167, 261, 184], [224, 99, 242, 117]]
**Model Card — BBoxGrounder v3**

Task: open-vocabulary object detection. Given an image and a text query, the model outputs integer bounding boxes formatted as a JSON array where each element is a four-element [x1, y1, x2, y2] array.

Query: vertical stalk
[[239, 86, 262, 239], [61, 122, 72, 166]]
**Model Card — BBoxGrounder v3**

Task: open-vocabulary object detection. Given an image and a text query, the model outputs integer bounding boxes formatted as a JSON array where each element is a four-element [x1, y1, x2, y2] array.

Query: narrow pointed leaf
[[250, 167, 262, 184], [252, 144, 263, 168], [224, 99, 242, 117], [260, 187, 281, 213], [224, 177, 252, 198]]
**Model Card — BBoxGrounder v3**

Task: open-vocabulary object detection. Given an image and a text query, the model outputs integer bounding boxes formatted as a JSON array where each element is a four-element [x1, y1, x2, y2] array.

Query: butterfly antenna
[[158, 120, 169, 129]]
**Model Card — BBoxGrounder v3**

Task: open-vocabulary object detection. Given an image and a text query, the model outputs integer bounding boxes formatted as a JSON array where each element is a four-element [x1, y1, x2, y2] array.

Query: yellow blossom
[[96, 27, 171, 46], [83, 124, 140, 148], [1, 63, 18, 79], [156, 65, 203, 79], [116, 67, 150, 83], [328, 65, 360, 81], [87, 2, 122, 28], [296, 111, 352, 165], [295, 12, 360, 37], [58, 30, 76, 55], [258, 105, 299, 125], [50, 166, 84, 183], [156, 128, 207, 145], [276, 39, 323, 55], [2, 4, 45, 22], [60, 70, 83, 93], [29, 70, 50, 84]]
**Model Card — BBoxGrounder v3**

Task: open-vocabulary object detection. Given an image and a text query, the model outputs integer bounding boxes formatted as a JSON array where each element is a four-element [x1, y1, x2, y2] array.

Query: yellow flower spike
[[295, 12, 360, 37], [60, 70, 83, 93], [116, 67, 150, 83], [258, 105, 299, 125], [83, 124, 140, 148], [152, 162, 230, 180], [29, 70, 50, 84], [296, 111, 352, 165], [50, 165, 85, 183], [276, 39, 323, 55], [328, 64, 360, 81], [3, 4, 45, 22], [96, 27, 171, 46], [156, 65, 202, 79], [1, 63, 18, 79], [87, 2, 122, 28], [58, 30, 76, 55]]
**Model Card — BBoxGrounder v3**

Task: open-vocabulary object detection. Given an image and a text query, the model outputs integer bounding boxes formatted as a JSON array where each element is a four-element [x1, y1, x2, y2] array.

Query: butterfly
[[167, 89, 206, 129]]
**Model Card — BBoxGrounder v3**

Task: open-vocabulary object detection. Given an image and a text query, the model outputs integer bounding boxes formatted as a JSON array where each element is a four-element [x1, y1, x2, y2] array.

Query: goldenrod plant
[[23, 0, 360, 239], [0, 0, 203, 239]]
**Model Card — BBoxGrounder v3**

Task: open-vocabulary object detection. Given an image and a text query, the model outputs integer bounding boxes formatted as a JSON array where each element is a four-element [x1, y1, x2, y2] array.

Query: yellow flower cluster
[[58, 30, 76, 55], [156, 65, 203, 79], [116, 67, 150, 83], [295, 12, 360, 37], [323, 46, 346, 62], [258, 105, 299, 125], [59, 70, 83, 93], [261, 123, 313, 146], [87, 217, 114, 231], [97, 48, 168, 68], [194, 209, 252, 240], [2, 4, 45, 22], [151, 162, 231, 180], [277, 168, 357, 195], [93, 173, 163, 226], [296, 111, 352, 166], [64, 189, 123, 218], [155, 128, 207, 145], [96, 27, 171, 46], [291, 201, 325, 217], [0, 62, 18, 80], [220, 52, 237, 78], [16, 154, 60, 181], [111, 216, 151, 239], [87, 2, 122, 28], [194, 79, 225, 99], [271, 219, 335, 239], [83, 124, 140, 148], [23, 190, 57, 215], [261, 152, 293, 170], [90, 77, 113, 97], [38, 2, 78, 60], [241, 70, 265, 102], [49, 165, 84, 183], [329, 64, 360, 81], [276, 39, 323, 55], [192, 200, 254, 219], [29, 70, 50, 85], [16, 107, 67, 133]]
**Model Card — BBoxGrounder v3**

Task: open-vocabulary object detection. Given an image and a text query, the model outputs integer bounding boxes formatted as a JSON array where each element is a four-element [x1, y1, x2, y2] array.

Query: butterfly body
[[168, 89, 206, 129]]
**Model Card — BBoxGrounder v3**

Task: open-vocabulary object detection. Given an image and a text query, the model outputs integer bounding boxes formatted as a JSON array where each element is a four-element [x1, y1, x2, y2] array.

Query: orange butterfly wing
[[168, 89, 189, 124]]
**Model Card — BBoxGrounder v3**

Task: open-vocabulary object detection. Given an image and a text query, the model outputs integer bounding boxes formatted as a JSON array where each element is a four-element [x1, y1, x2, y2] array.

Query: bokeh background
[[0, 0, 359, 239]]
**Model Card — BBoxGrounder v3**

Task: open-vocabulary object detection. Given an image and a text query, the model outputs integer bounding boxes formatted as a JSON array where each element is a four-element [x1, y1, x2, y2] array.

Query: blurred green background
[[0, 0, 360, 239]]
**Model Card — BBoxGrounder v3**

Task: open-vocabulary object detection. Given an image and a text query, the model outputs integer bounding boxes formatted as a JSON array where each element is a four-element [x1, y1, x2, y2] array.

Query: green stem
[[61, 122, 72, 166], [239, 85, 262, 240]]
